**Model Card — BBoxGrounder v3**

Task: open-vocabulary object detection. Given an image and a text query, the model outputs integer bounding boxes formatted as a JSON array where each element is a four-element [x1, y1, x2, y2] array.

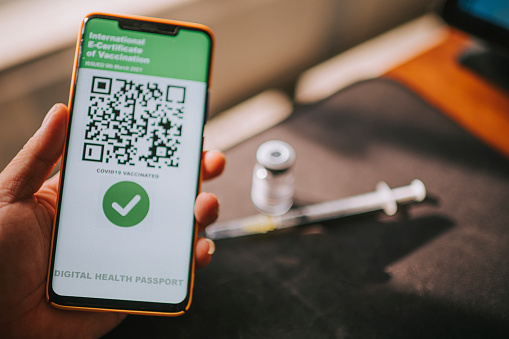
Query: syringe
[[205, 179, 426, 240]]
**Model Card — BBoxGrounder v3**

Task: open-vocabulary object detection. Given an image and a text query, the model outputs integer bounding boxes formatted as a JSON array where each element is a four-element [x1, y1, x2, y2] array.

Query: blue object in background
[[459, 0, 509, 30]]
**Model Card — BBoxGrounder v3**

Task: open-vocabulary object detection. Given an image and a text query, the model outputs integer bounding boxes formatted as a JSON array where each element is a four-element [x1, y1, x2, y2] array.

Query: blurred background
[[5, 2, 509, 337], [0, 0, 442, 169]]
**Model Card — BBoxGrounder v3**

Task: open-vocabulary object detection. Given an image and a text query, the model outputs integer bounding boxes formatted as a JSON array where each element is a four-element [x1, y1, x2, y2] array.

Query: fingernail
[[205, 238, 215, 255]]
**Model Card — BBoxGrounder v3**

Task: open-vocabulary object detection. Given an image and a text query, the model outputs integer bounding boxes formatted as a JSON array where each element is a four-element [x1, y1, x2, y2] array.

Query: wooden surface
[[384, 29, 509, 159]]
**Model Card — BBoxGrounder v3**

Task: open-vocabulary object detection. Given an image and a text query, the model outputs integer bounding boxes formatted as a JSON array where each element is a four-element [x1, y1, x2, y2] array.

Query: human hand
[[0, 104, 225, 338]]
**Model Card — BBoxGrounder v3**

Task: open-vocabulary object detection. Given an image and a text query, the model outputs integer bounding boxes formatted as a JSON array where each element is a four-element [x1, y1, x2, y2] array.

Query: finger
[[43, 171, 61, 194], [0, 104, 67, 203], [202, 150, 225, 181], [195, 237, 215, 269], [194, 192, 219, 232], [36, 172, 61, 204]]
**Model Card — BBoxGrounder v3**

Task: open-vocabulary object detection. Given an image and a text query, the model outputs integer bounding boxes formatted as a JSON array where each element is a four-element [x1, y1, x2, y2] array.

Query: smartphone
[[46, 13, 213, 316]]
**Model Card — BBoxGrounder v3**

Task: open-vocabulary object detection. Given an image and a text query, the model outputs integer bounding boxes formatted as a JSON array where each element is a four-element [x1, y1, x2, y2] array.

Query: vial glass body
[[251, 140, 295, 215]]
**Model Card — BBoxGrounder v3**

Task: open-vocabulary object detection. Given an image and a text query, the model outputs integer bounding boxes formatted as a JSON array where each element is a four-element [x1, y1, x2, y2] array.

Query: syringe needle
[[205, 180, 426, 240]]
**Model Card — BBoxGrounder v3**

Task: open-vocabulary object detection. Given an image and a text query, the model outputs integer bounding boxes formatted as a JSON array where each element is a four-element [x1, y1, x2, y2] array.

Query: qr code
[[82, 76, 185, 168]]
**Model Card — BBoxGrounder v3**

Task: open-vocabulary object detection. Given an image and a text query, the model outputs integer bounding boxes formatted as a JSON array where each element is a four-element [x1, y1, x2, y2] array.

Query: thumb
[[0, 104, 68, 203]]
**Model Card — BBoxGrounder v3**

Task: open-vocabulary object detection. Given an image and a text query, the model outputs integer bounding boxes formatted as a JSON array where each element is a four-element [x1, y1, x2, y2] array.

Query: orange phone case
[[46, 12, 214, 317]]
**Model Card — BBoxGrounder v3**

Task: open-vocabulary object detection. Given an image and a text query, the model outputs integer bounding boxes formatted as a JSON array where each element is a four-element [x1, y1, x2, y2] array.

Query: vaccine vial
[[251, 140, 296, 215]]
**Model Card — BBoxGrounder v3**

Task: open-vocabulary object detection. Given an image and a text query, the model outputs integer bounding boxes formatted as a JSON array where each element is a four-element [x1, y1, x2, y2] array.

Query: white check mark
[[112, 195, 141, 217]]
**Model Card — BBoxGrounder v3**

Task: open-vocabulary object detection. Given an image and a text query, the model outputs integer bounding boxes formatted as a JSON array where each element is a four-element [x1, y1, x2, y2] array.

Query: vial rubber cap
[[256, 140, 296, 171]]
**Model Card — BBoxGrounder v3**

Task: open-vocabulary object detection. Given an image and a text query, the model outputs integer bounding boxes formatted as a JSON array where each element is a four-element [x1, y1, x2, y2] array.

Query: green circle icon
[[102, 181, 150, 227]]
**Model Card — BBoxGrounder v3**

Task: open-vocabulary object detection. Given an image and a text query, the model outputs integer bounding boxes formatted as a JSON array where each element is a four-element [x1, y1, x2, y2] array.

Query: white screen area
[[52, 68, 206, 304]]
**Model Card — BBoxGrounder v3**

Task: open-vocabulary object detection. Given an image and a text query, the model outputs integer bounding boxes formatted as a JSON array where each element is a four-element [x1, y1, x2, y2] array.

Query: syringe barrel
[[283, 180, 426, 223]]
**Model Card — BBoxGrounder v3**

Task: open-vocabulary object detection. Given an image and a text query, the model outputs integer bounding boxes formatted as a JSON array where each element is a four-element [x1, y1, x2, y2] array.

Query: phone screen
[[49, 15, 212, 313]]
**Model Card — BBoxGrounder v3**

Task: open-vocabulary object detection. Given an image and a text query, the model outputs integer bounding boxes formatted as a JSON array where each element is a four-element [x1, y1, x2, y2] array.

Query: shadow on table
[[102, 211, 509, 338], [288, 79, 509, 179]]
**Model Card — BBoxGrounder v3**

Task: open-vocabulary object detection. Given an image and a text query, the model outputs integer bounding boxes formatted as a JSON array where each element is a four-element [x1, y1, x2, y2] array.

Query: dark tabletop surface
[[104, 78, 509, 338]]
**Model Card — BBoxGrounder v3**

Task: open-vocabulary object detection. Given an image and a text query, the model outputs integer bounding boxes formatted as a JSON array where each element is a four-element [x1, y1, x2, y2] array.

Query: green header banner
[[80, 17, 211, 82]]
